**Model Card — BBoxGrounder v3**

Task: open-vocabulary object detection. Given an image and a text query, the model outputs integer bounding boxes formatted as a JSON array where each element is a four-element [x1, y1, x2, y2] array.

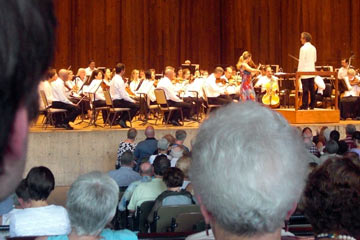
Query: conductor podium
[[275, 71, 340, 124]]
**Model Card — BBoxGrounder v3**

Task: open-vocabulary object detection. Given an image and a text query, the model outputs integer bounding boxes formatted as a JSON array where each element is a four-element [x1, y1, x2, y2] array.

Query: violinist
[[183, 68, 205, 116], [88, 70, 108, 123], [338, 58, 349, 81], [50, 69, 81, 130], [203, 67, 233, 105], [103, 68, 113, 86], [236, 51, 261, 102], [74, 68, 86, 91], [222, 66, 240, 99], [109, 63, 139, 128], [344, 69, 360, 97], [129, 69, 140, 96]]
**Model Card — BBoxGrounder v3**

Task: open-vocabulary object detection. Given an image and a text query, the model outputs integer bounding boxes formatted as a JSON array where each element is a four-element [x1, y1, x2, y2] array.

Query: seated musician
[[222, 66, 240, 99], [344, 68, 360, 97], [254, 66, 279, 93], [85, 60, 96, 76], [109, 63, 140, 128], [182, 69, 204, 115], [204, 67, 233, 105], [86, 70, 108, 123], [50, 69, 81, 130], [129, 69, 141, 95], [157, 66, 194, 126], [338, 58, 349, 80], [74, 68, 86, 91], [39, 68, 57, 108], [254, 65, 266, 85]]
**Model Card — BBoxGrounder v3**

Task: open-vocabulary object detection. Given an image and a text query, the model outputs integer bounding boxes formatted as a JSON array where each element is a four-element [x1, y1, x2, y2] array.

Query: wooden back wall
[[53, 0, 359, 75]]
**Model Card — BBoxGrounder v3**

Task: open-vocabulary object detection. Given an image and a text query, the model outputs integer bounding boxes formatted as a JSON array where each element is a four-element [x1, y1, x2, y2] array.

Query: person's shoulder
[[101, 228, 138, 240], [47, 235, 69, 240]]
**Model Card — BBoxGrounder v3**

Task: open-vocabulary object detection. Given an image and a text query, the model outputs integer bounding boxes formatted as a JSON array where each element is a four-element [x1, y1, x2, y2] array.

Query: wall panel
[[53, 0, 360, 75]]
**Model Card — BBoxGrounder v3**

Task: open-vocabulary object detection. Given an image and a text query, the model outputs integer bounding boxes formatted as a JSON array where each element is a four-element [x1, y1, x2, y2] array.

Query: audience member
[[341, 124, 357, 149], [108, 151, 141, 187], [1, 180, 28, 224], [329, 130, 340, 142], [8, 166, 70, 237], [163, 134, 176, 146], [147, 167, 194, 223], [315, 126, 328, 152], [171, 130, 190, 152], [134, 126, 158, 162], [319, 140, 339, 164], [350, 131, 360, 157], [116, 128, 138, 169], [47, 172, 137, 240], [0, 0, 56, 202], [302, 127, 320, 157], [0, 195, 14, 216], [175, 156, 191, 189], [337, 140, 349, 155], [118, 162, 153, 211], [189, 102, 307, 240], [303, 157, 360, 239], [169, 145, 185, 167], [343, 151, 360, 162], [127, 155, 169, 212], [149, 138, 171, 164]]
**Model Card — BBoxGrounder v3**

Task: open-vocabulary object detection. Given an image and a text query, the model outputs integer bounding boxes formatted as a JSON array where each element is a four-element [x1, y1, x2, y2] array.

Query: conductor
[[298, 32, 317, 110]]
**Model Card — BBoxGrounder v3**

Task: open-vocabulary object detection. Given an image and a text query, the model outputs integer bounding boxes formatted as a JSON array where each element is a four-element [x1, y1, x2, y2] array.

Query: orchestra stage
[[28, 110, 357, 186]]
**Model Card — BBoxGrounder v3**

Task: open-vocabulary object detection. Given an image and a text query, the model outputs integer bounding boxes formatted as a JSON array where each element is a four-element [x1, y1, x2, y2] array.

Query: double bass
[[262, 78, 280, 108]]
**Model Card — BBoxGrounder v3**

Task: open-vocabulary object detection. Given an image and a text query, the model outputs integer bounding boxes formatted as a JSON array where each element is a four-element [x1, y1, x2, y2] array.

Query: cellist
[[261, 66, 280, 108]]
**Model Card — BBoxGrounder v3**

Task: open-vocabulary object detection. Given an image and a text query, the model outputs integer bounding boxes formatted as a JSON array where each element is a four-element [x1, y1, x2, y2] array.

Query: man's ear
[[5, 106, 29, 160], [0, 106, 29, 201], [196, 194, 214, 225]]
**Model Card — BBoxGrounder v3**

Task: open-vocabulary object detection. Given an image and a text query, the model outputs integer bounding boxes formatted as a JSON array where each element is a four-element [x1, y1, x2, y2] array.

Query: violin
[[262, 78, 280, 108], [216, 77, 227, 85]]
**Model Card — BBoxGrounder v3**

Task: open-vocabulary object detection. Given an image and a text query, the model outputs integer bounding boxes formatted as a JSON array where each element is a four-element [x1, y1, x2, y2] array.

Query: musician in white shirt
[[204, 67, 233, 105], [157, 66, 193, 126], [129, 69, 141, 94], [39, 69, 57, 110], [298, 32, 317, 110], [182, 68, 204, 116], [110, 63, 139, 128], [255, 67, 279, 93], [338, 59, 349, 80], [344, 68, 360, 97], [85, 60, 96, 76], [74, 68, 86, 90], [50, 69, 81, 130]]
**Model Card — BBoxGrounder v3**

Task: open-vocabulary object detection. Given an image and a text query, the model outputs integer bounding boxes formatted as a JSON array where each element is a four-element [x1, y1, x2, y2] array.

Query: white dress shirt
[[51, 78, 73, 105], [130, 79, 141, 94], [137, 79, 156, 102], [254, 76, 278, 92], [157, 77, 182, 102], [110, 74, 135, 103], [338, 67, 348, 80], [9, 205, 71, 237], [298, 42, 317, 79], [39, 80, 54, 107], [84, 79, 105, 101], [183, 78, 204, 98], [344, 76, 360, 97], [204, 74, 225, 98], [85, 67, 96, 76], [315, 76, 326, 95]]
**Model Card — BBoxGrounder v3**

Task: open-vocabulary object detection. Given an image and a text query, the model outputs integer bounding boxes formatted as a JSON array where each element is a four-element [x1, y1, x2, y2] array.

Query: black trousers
[[183, 97, 203, 115], [208, 95, 233, 105], [93, 100, 108, 123], [113, 99, 139, 122], [301, 78, 315, 108], [51, 101, 81, 124], [167, 100, 193, 121]]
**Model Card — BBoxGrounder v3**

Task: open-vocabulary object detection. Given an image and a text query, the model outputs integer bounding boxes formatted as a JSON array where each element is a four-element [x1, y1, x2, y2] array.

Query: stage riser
[[276, 109, 340, 124], [27, 124, 357, 186], [27, 129, 198, 186]]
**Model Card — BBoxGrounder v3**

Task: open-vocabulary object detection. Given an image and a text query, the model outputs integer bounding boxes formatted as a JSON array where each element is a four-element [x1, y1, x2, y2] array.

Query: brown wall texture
[[53, 0, 360, 75]]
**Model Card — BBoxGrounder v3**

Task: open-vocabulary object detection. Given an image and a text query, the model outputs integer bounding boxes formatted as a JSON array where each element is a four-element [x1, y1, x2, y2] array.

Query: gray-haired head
[[158, 138, 169, 151], [346, 124, 356, 136], [127, 128, 137, 140], [190, 102, 307, 237], [175, 130, 187, 142], [66, 171, 119, 236], [120, 151, 134, 167], [325, 140, 339, 154]]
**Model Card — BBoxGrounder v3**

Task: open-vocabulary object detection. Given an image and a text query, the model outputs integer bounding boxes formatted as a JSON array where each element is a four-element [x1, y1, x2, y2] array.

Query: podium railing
[[295, 71, 338, 111]]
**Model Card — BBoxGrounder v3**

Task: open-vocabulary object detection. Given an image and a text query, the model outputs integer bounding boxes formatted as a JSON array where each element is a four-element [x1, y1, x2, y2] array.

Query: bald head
[[58, 69, 69, 81], [164, 66, 175, 79], [140, 162, 153, 176], [145, 126, 155, 138]]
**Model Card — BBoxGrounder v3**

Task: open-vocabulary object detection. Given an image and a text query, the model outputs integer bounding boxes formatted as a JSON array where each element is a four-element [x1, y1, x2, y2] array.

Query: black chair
[[130, 200, 155, 233]]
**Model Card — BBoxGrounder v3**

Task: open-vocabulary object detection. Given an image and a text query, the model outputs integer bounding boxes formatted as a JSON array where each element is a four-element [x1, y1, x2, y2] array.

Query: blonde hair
[[348, 68, 356, 76], [130, 69, 139, 81], [175, 156, 191, 178], [236, 51, 252, 70]]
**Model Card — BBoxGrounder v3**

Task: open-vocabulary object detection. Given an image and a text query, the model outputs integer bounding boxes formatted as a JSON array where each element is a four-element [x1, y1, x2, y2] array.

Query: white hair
[[190, 102, 307, 235], [66, 171, 119, 236]]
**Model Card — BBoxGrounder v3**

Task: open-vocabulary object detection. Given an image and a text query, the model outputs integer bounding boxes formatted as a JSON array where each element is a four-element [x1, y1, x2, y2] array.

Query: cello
[[262, 78, 280, 108]]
